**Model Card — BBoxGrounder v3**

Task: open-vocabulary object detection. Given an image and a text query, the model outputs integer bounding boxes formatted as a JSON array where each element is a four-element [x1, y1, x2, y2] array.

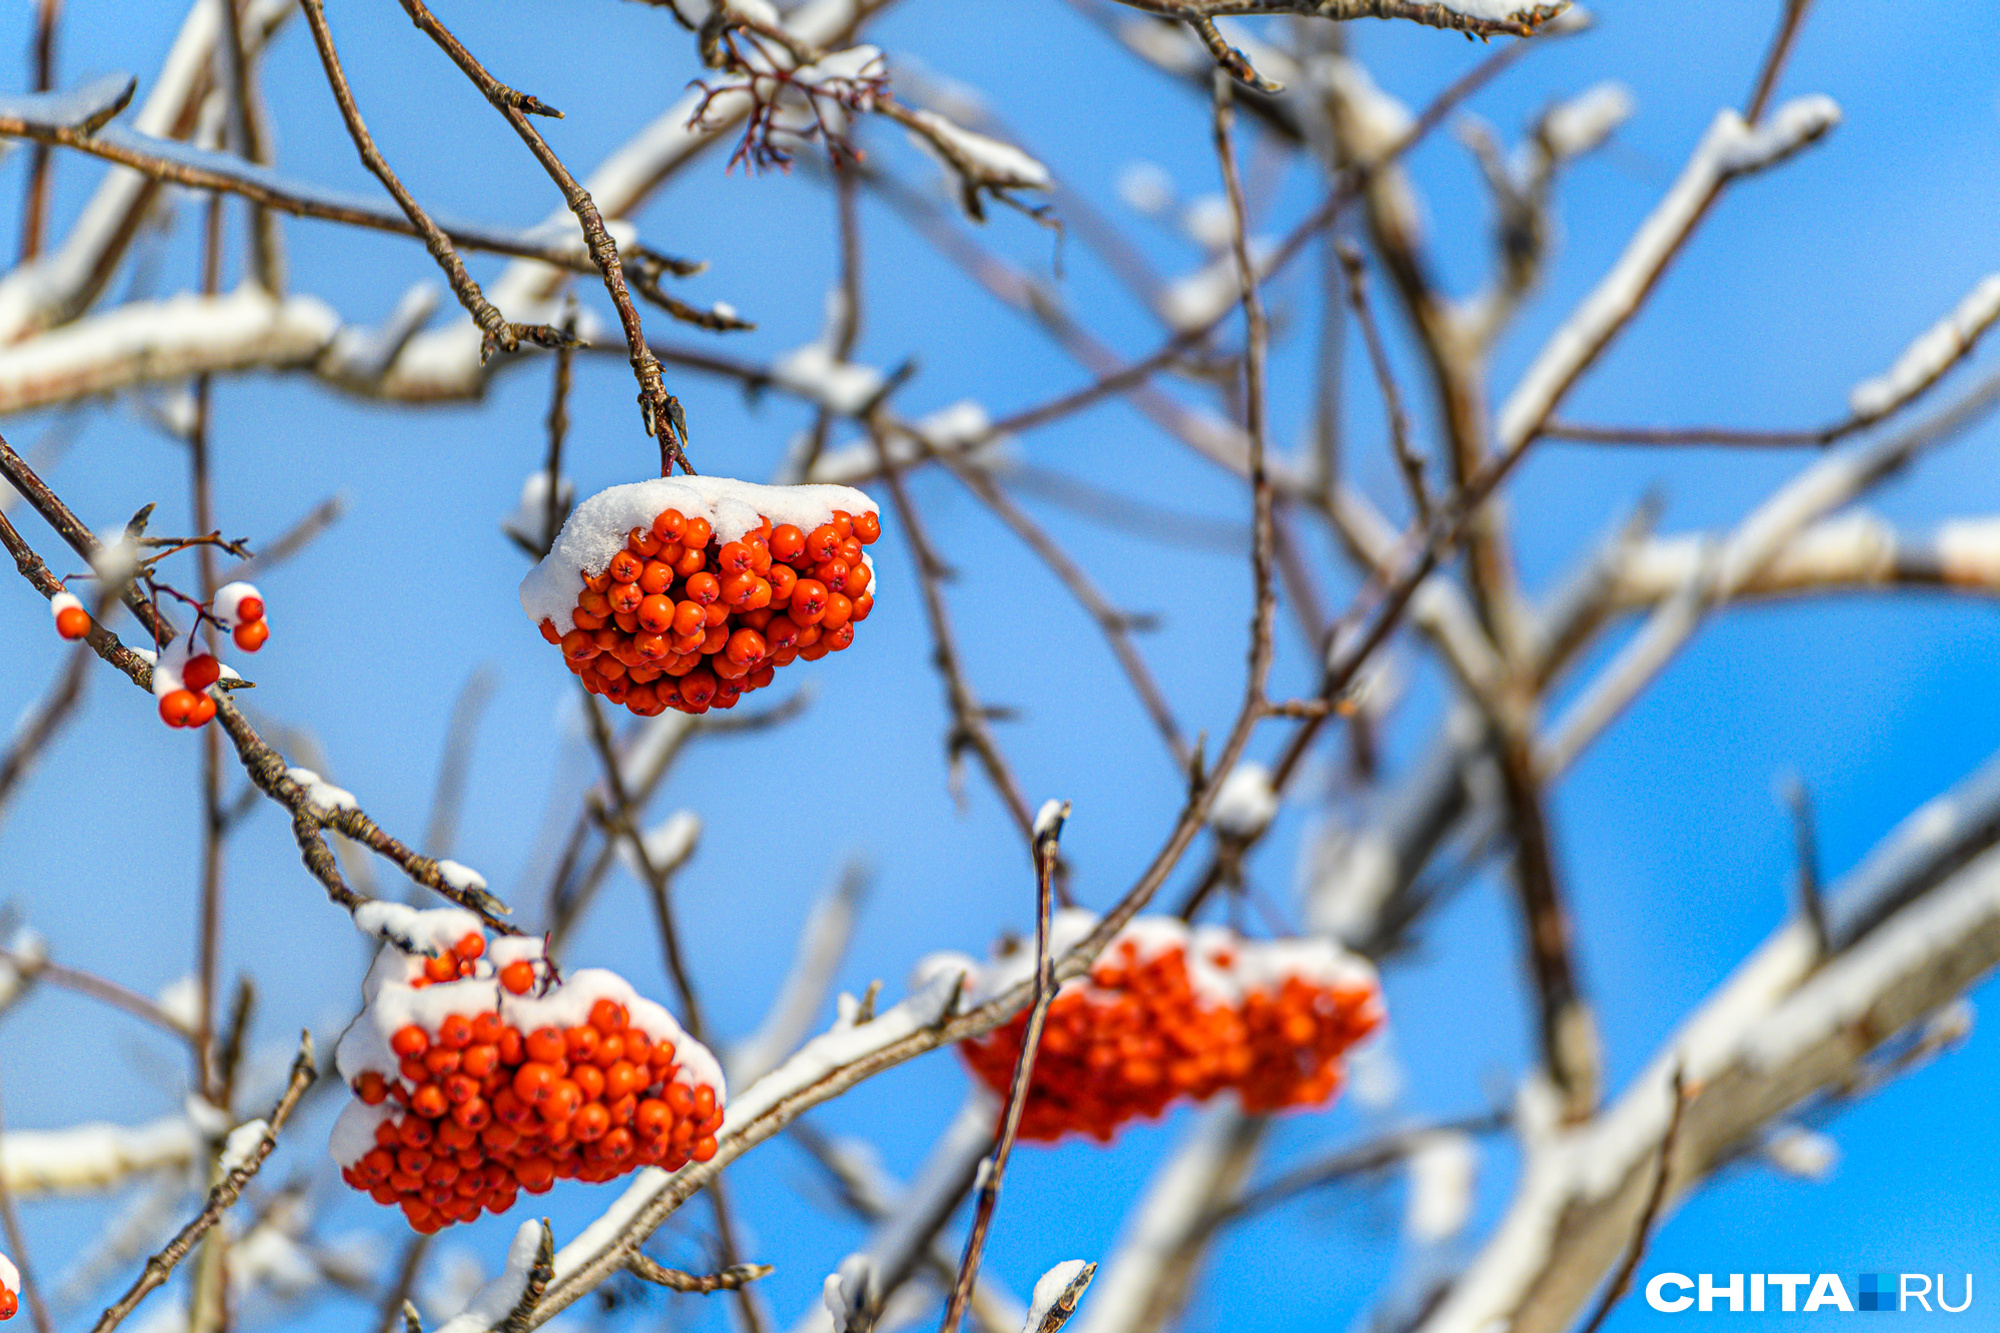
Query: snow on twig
[[1418, 747, 2000, 1333], [1496, 95, 1841, 452], [1849, 273, 2000, 419]]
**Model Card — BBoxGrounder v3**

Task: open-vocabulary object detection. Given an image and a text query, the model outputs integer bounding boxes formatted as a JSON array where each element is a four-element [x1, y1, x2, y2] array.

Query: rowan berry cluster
[[952, 912, 1382, 1142], [521, 477, 879, 717], [52, 577, 270, 730], [332, 907, 724, 1235]]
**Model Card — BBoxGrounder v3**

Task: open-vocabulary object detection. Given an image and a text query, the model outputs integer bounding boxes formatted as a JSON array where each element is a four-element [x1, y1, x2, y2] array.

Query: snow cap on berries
[[212, 581, 265, 629], [49, 590, 82, 621], [520, 475, 874, 633]]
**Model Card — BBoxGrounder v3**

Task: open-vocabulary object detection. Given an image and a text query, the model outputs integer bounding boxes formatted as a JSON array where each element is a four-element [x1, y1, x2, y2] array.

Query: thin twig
[[1335, 241, 1429, 522], [1745, 0, 1813, 124], [394, 0, 691, 470], [1780, 774, 1829, 956], [0, 1075, 54, 1333], [89, 1033, 317, 1333], [296, 0, 570, 362], [1575, 1068, 1689, 1333], [624, 1255, 774, 1293], [939, 802, 1068, 1333], [18, 0, 61, 263]]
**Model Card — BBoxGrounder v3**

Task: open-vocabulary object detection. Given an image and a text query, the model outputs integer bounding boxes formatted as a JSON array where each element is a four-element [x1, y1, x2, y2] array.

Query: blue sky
[[1, 1, 1998, 1330]]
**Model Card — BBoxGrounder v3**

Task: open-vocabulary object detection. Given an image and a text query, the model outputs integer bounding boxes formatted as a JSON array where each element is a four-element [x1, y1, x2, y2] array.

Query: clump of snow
[[501, 471, 575, 550], [48, 590, 82, 623], [617, 810, 702, 879], [1116, 162, 1175, 217], [902, 108, 1051, 191], [1539, 82, 1633, 161], [435, 860, 487, 894], [774, 341, 885, 414], [286, 767, 356, 811], [156, 975, 200, 1030], [431, 1220, 545, 1333], [1182, 194, 1235, 251], [1849, 273, 2000, 418], [1763, 1124, 1838, 1181], [1311, 57, 1412, 164], [219, 1118, 269, 1175], [1210, 763, 1277, 838], [0, 1253, 17, 1295], [519, 475, 877, 633], [821, 1253, 875, 1329], [1163, 238, 1277, 331], [1023, 1259, 1091, 1333], [1405, 1132, 1477, 1242]]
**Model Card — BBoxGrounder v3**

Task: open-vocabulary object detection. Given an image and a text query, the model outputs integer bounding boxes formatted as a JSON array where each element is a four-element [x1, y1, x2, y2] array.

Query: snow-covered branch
[[1496, 94, 1841, 452], [1420, 745, 2000, 1333]]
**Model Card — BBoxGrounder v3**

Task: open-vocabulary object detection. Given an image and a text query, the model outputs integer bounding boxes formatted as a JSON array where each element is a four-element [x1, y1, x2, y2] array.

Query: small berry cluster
[[522, 477, 879, 717], [950, 912, 1382, 1142], [53, 579, 270, 730], [332, 907, 724, 1234]]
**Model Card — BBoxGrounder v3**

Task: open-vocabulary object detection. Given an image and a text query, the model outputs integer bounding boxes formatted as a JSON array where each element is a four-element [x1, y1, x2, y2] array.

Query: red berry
[[608, 550, 644, 584], [158, 689, 199, 727], [236, 595, 266, 623], [233, 620, 269, 653], [501, 960, 536, 994], [853, 510, 882, 544], [770, 524, 806, 561], [684, 516, 713, 548], [55, 606, 90, 639], [652, 508, 687, 542]]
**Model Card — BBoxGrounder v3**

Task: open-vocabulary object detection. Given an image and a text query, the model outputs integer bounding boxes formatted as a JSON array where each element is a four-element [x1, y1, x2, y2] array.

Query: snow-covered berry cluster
[[521, 477, 878, 716], [53, 577, 270, 730], [332, 906, 725, 1234], [0, 1250, 17, 1320], [943, 911, 1382, 1142]]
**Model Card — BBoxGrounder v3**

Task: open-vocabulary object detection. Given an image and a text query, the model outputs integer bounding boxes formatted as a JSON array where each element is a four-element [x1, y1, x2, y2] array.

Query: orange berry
[[501, 961, 536, 994], [608, 582, 643, 615], [356, 1071, 389, 1105], [158, 689, 199, 727], [747, 540, 773, 575], [837, 536, 864, 564], [639, 560, 675, 595], [770, 524, 805, 561], [544, 1079, 583, 1122], [179, 656, 221, 694], [591, 999, 628, 1033], [437, 1013, 473, 1050], [821, 593, 853, 631], [692, 1134, 718, 1162], [675, 546, 706, 576], [572, 1102, 611, 1142], [637, 594, 675, 634], [581, 568, 610, 593], [749, 664, 776, 689], [609, 550, 644, 584], [830, 510, 854, 541], [525, 1027, 566, 1064], [392, 1025, 431, 1058], [424, 954, 458, 983], [561, 629, 599, 661], [788, 580, 829, 625], [410, 1084, 449, 1119], [539, 618, 563, 644], [187, 694, 217, 727], [572, 1063, 606, 1103], [804, 524, 841, 563], [570, 607, 606, 632], [684, 572, 720, 605], [719, 571, 756, 608], [703, 601, 729, 627], [700, 624, 729, 655], [716, 541, 752, 575], [726, 628, 766, 664], [712, 652, 749, 681], [452, 933, 485, 961], [685, 516, 713, 548], [843, 563, 872, 597], [653, 508, 687, 542], [851, 593, 874, 622], [565, 1025, 601, 1061], [744, 576, 773, 610], [627, 526, 662, 557], [853, 510, 882, 543], [679, 670, 716, 709]]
